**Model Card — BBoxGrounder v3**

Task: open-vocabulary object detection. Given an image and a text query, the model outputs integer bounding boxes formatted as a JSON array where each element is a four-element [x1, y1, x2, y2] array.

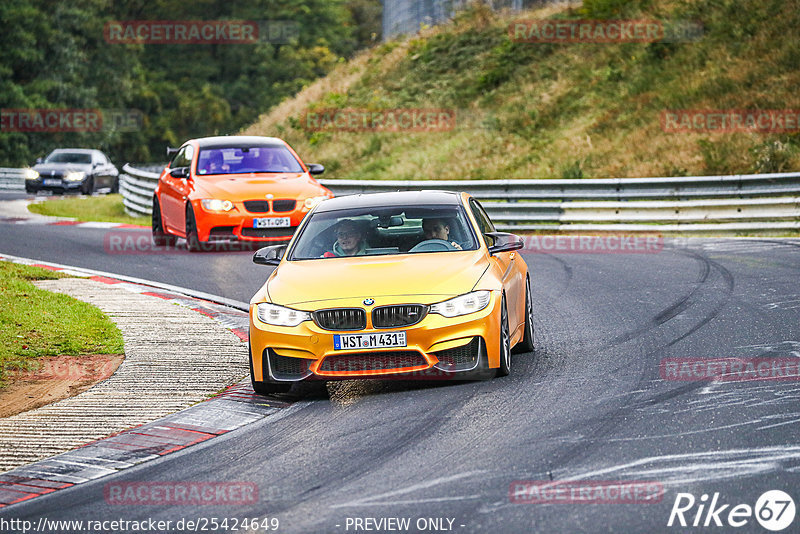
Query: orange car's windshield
[[289, 205, 479, 260], [196, 146, 304, 175]]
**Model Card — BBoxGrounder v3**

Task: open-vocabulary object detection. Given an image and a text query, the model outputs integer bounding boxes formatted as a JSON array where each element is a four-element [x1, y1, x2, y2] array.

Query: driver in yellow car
[[325, 220, 368, 257], [422, 218, 462, 249]]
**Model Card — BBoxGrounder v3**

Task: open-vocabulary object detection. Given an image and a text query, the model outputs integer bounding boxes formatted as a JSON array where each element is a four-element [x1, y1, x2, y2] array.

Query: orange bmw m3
[[152, 136, 333, 251], [248, 191, 534, 394]]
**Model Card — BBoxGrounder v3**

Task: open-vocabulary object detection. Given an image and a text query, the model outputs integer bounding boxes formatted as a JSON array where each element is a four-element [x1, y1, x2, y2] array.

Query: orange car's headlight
[[201, 199, 234, 212], [430, 291, 491, 318], [303, 196, 328, 210], [256, 303, 312, 327]]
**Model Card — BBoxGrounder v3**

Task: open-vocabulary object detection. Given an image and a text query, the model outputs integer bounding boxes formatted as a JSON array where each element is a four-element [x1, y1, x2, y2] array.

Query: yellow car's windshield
[[290, 205, 479, 259]]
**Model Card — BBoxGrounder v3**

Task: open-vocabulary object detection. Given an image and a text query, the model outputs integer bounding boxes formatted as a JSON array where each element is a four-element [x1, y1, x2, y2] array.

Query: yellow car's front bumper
[[249, 292, 502, 381]]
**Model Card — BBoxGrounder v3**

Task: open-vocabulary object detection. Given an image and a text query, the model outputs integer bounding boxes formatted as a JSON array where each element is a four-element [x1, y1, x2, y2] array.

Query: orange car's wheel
[[514, 277, 534, 354], [248, 347, 292, 395], [152, 198, 177, 247], [496, 293, 511, 377], [185, 205, 203, 252]]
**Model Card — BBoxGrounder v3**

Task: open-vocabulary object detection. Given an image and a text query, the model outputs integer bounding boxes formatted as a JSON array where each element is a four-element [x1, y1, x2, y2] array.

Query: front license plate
[[334, 331, 407, 350], [42, 179, 61, 186], [253, 217, 290, 229]]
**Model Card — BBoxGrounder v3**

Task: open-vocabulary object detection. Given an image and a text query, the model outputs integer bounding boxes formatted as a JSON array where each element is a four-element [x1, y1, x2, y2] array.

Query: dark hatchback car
[[25, 149, 119, 195]]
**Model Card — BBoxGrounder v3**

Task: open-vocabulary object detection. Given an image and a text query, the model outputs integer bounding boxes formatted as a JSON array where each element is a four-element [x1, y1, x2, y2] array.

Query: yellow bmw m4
[[248, 191, 533, 394]]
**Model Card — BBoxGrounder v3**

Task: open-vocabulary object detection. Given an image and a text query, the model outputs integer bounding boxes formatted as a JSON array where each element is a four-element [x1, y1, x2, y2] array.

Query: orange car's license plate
[[334, 332, 407, 350], [253, 217, 290, 228]]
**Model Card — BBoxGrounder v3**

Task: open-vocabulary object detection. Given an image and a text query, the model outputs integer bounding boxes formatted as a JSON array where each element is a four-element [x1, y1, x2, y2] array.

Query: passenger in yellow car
[[422, 218, 462, 250], [325, 220, 368, 257]]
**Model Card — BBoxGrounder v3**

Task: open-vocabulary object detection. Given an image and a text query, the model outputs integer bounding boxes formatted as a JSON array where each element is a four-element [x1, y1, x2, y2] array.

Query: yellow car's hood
[[267, 250, 489, 307]]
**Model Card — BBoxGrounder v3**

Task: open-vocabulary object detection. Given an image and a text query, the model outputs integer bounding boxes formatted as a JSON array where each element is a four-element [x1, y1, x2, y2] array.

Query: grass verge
[[28, 194, 150, 226], [0, 261, 125, 388]]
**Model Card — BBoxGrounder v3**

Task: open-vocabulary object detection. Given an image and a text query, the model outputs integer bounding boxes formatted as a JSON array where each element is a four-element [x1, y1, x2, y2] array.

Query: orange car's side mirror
[[169, 167, 190, 179]]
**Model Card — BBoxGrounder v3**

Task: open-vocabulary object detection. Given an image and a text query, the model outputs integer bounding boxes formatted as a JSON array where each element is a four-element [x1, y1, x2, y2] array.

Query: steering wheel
[[409, 239, 457, 252]]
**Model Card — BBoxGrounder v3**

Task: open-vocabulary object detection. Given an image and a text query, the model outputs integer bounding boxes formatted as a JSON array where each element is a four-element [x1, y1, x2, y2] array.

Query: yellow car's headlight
[[303, 196, 328, 210], [64, 171, 86, 182], [256, 303, 311, 327], [201, 199, 234, 212], [430, 291, 491, 318], [24, 168, 40, 181]]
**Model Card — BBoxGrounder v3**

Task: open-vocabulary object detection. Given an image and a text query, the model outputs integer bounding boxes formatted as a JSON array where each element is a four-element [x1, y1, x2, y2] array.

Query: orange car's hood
[[193, 173, 325, 201], [267, 250, 490, 307]]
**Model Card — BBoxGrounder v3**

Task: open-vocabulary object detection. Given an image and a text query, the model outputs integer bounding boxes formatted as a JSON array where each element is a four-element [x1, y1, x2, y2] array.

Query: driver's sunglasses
[[336, 231, 359, 239]]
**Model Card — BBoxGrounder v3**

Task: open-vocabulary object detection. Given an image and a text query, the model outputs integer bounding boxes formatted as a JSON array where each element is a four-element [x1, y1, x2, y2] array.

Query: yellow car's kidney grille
[[372, 305, 428, 328], [313, 308, 366, 331], [319, 351, 427, 373]]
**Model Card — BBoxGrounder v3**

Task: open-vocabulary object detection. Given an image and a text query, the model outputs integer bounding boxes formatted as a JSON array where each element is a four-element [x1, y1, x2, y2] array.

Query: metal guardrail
[[115, 165, 800, 233], [325, 173, 800, 200], [0, 168, 26, 191], [119, 166, 158, 218]]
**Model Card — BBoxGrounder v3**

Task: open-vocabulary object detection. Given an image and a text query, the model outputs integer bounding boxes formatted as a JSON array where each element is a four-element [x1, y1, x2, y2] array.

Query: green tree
[[0, 0, 380, 166]]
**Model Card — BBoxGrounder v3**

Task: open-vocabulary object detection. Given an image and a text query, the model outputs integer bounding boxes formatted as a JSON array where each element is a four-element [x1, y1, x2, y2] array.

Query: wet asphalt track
[[1, 193, 800, 533]]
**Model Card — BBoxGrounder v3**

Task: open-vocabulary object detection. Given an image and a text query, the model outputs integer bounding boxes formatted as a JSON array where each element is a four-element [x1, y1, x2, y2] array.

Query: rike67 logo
[[668, 490, 795, 531]]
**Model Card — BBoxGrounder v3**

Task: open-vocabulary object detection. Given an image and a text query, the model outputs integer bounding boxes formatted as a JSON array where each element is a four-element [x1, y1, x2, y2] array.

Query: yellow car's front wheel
[[497, 293, 511, 377], [514, 277, 535, 354]]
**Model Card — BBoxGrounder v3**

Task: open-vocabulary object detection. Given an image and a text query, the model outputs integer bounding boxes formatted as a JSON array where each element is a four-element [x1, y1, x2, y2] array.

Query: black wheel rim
[[152, 202, 161, 231], [526, 280, 534, 341], [501, 297, 510, 370], [187, 210, 196, 237]]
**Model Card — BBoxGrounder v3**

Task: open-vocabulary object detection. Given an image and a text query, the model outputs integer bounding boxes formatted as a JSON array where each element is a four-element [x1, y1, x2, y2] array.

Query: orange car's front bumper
[[249, 292, 502, 381], [192, 201, 310, 242]]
